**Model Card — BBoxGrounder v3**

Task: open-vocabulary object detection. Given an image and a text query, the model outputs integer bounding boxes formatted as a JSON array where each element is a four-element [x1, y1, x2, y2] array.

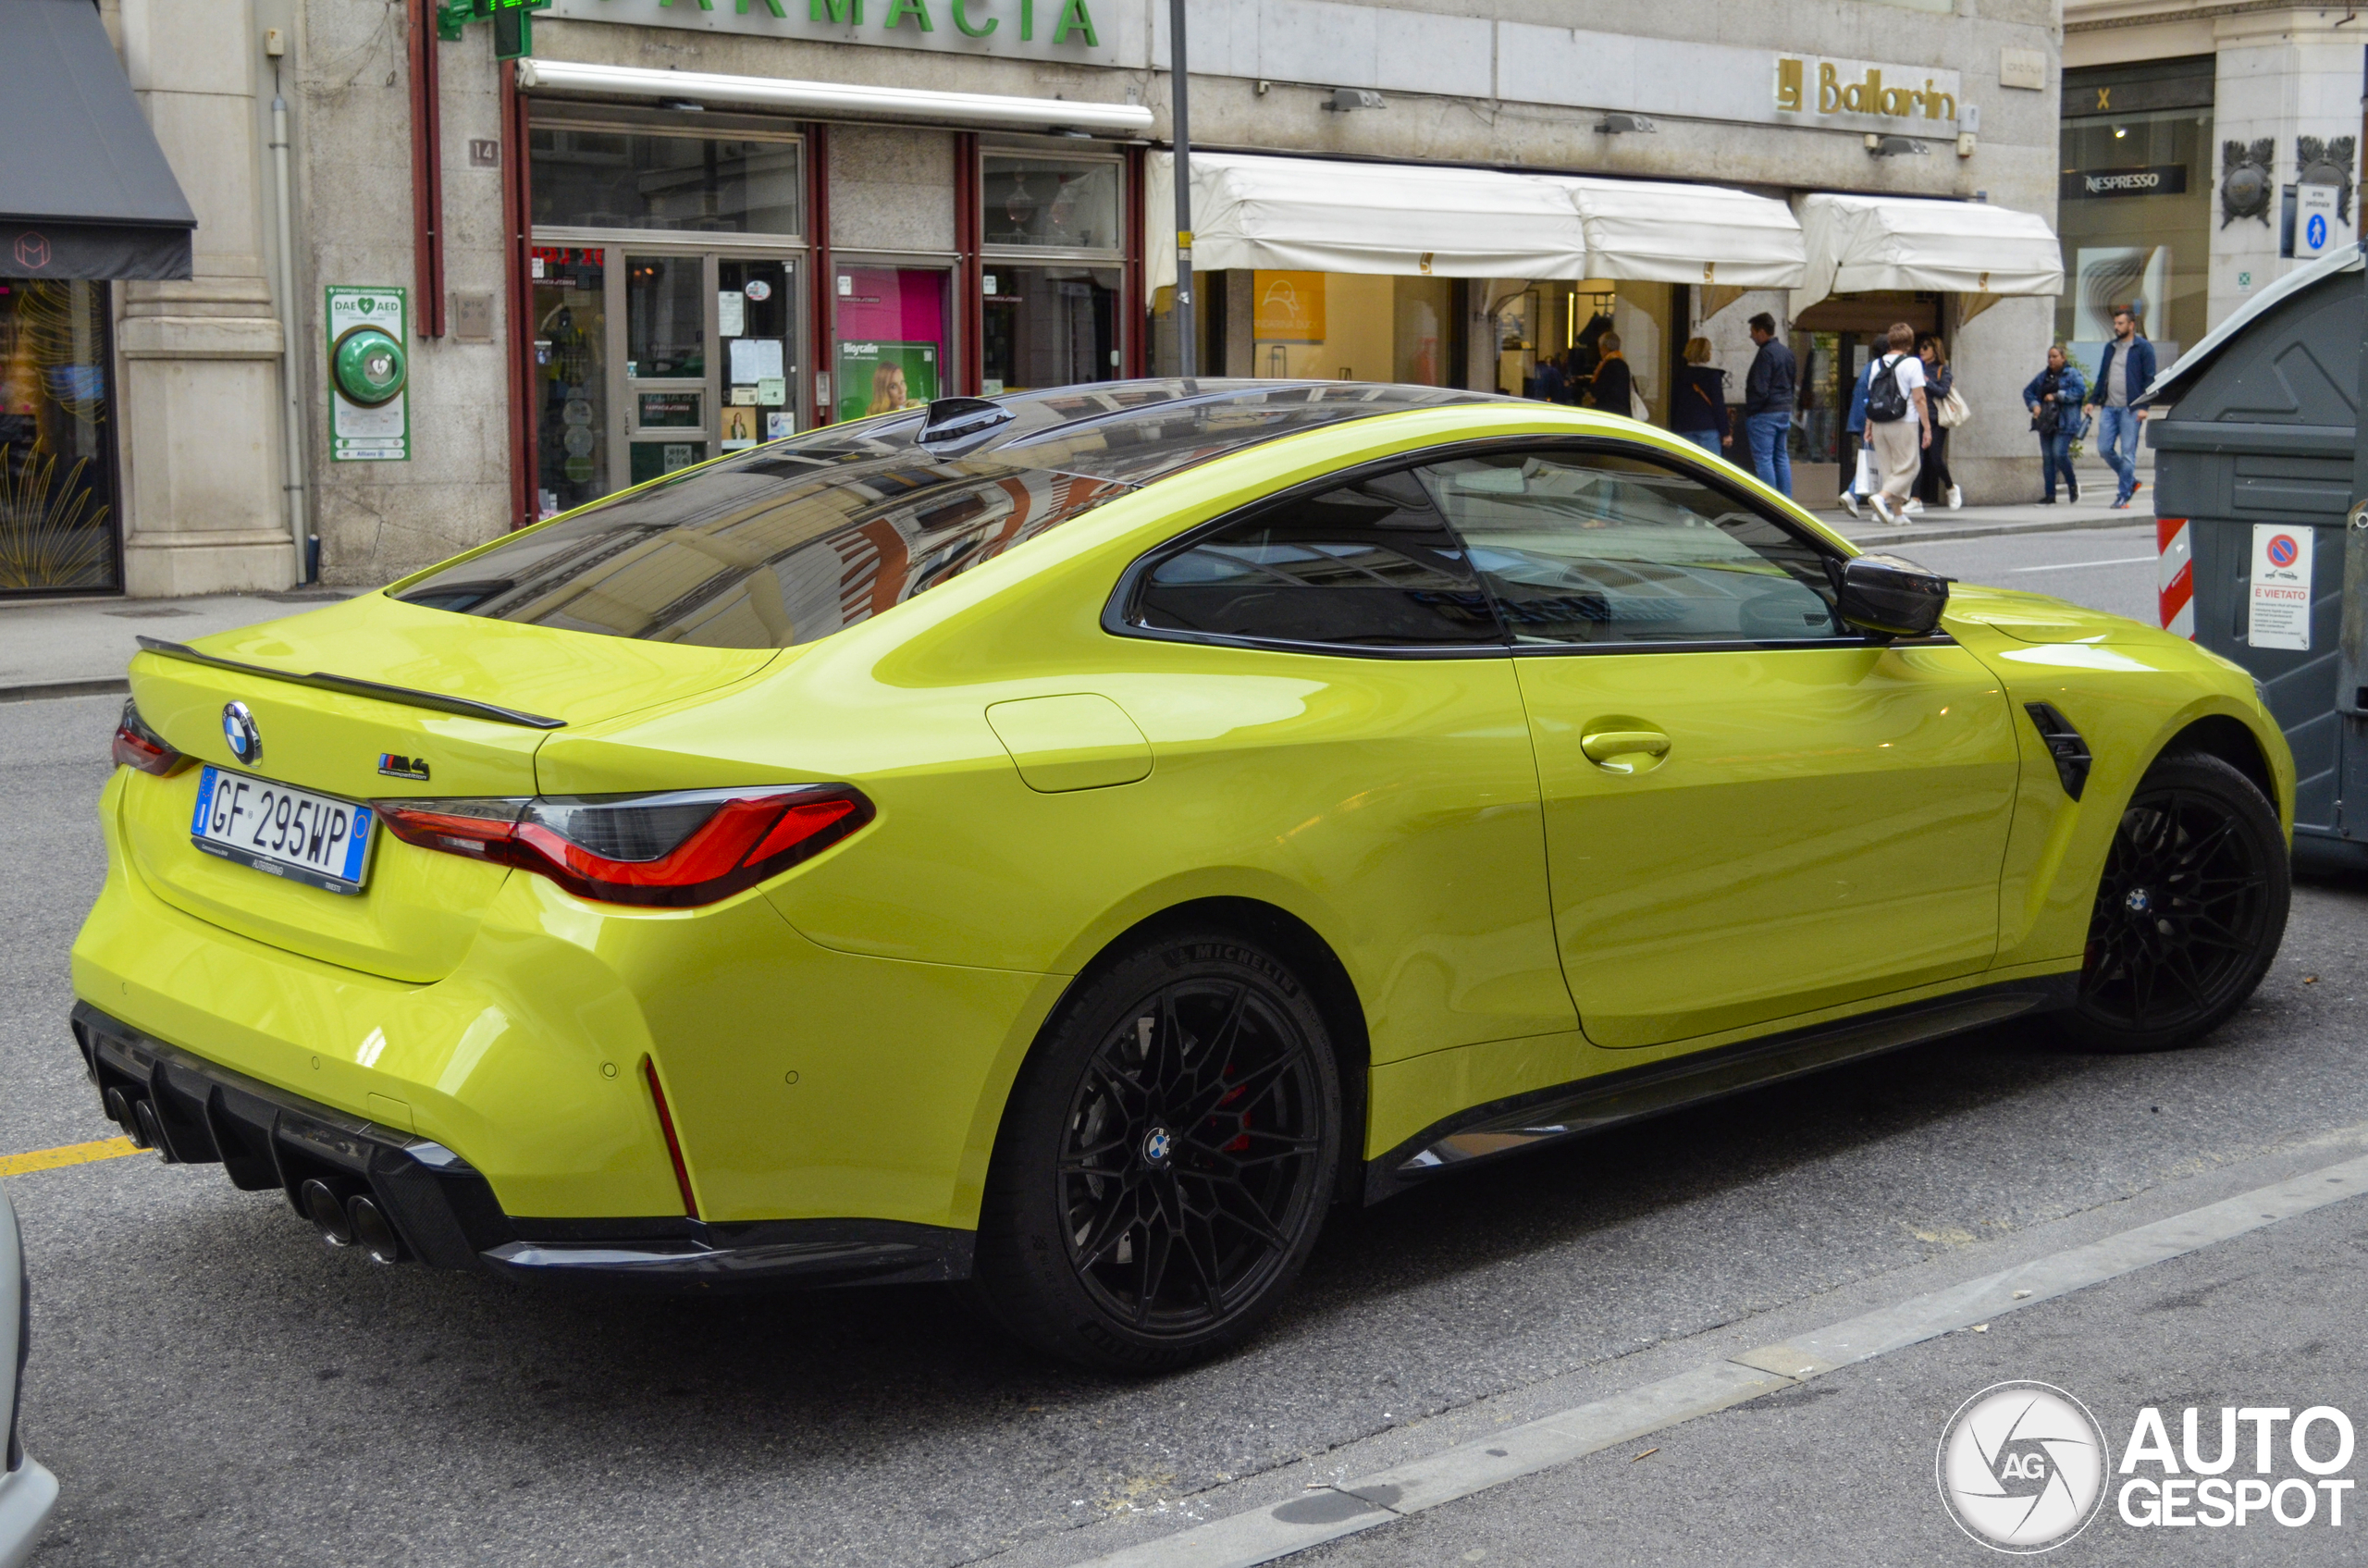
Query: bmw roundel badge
[[221, 701, 262, 765]]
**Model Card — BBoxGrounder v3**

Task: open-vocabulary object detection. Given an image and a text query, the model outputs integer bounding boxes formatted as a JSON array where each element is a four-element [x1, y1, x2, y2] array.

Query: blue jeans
[[1676, 428, 1722, 455], [2040, 430, 2076, 500], [2095, 405, 2140, 500], [1745, 412, 1792, 495]]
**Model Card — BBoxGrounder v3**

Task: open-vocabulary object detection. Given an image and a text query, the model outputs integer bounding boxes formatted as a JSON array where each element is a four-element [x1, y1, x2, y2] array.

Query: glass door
[[718, 255, 799, 451], [530, 246, 608, 518], [624, 253, 710, 486], [832, 263, 949, 425]]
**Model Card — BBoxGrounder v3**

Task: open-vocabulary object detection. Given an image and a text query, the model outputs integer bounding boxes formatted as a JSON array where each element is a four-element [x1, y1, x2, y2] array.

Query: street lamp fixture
[[1326, 87, 1385, 112], [1595, 114, 1657, 135], [1866, 134, 1929, 157]]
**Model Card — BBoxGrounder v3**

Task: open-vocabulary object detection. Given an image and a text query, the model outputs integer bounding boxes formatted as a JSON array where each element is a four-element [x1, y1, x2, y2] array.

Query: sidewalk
[[0, 589, 352, 702], [1806, 488, 2147, 547]]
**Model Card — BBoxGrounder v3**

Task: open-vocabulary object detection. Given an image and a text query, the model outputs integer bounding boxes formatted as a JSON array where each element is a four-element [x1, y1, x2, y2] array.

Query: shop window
[[2058, 94, 2213, 369], [1239, 273, 1462, 387], [531, 127, 802, 236], [982, 154, 1121, 250], [982, 265, 1118, 394], [0, 278, 117, 595], [834, 265, 947, 424], [531, 247, 609, 518]]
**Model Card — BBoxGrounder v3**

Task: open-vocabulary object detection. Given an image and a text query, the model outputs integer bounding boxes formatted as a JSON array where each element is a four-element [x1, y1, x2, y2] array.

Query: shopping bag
[[1853, 446, 1879, 495], [1630, 387, 1650, 421], [1937, 387, 1972, 428]]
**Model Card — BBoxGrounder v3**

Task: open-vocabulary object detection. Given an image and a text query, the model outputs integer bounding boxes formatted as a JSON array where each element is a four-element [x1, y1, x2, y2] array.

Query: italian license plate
[[191, 766, 376, 895]]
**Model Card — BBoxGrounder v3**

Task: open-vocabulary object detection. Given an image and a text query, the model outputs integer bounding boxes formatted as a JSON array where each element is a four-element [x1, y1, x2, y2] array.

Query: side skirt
[[1363, 974, 2078, 1204]]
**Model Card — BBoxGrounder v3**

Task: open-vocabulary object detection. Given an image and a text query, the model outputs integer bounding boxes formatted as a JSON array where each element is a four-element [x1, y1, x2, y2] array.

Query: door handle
[[1580, 728, 1671, 773]]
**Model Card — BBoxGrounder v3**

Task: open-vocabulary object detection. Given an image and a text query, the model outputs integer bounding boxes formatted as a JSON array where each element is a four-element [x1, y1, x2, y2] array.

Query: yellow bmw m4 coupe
[[73, 381, 2291, 1369]]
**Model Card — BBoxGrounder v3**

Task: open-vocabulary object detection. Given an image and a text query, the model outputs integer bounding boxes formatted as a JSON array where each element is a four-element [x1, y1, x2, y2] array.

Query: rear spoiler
[[134, 637, 566, 730]]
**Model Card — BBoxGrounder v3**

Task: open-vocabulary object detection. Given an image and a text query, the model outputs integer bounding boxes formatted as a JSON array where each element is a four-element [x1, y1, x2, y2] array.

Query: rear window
[[390, 380, 1501, 649]]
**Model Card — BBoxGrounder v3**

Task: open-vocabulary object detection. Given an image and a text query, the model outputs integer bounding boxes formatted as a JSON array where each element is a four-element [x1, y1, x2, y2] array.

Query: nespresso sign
[[2061, 165, 2190, 200]]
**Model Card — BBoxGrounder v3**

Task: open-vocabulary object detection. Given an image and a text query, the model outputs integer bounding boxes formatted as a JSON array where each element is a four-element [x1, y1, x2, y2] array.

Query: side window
[[1419, 451, 1847, 647], [1130, 470, 1505, 648]]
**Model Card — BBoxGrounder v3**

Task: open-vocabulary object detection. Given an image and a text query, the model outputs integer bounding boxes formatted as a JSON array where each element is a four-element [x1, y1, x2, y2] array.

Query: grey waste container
[[2147, 247, 2368, 870]]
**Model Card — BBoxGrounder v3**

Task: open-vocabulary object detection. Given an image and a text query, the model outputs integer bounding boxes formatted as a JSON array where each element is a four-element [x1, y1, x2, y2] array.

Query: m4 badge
[[377, 753, 431, 781]]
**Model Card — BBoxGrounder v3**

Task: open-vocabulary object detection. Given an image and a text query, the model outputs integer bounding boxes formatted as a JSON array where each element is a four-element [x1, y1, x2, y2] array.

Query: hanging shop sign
[[546, 0, 1116, 66], [325, 286, 410, 463], [2060, 166, 2190, 200]]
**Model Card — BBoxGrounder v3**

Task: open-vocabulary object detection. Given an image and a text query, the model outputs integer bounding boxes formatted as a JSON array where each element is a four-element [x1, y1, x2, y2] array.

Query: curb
[[0, 677, 130, 705], [1856, 518, 2159, 549]]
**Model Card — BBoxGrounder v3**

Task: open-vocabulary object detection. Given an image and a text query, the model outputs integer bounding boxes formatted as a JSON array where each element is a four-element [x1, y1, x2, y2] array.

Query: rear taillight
[[111, 700, 189, 776], [372, 784, 872, 907]]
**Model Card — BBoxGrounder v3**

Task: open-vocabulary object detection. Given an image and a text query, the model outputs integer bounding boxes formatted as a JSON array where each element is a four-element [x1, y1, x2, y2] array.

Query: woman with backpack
[[2024, 344, 2089, 503], [1862, 322, 1929, 525], [1670, 337, 1732, 454], [1910, 336, 1964, 512]]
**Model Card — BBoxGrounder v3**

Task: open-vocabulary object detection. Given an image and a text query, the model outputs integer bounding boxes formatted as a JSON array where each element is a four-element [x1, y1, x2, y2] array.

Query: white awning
[[1146, 152, 1588, 292], [514, 58, 1153, 136], [1540, 177, 1806, 289], [1146, 153, 1805, 293], [1791, 192, 2063, 314]]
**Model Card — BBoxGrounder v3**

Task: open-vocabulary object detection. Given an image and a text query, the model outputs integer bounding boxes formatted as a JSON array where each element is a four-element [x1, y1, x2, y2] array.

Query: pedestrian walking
[[1671, 337, 1732, 456], [1585, 333, 1634, 416], [1861, 321, 1929, 525], [1742, 312, 1797, 496], [2086, 307, 2154, 510], [1911, 334, 1964, 512], [2025, 343, 2088, 503], [1837, 351, 1873, 517]]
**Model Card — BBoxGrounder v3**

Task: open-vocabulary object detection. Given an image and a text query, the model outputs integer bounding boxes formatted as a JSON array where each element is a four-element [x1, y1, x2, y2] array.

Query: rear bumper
[[71, 1004, 971, 1290]]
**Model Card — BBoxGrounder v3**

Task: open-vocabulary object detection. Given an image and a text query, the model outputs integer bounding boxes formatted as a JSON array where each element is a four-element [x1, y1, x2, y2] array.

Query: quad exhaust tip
[[300, 1178, 355, 1247], [298, 1179, 404, 1265], [346, 1195, 404, 1266]]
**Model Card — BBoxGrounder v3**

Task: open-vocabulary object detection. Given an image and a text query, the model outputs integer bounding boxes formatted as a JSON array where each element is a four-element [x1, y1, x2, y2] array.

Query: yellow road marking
[[0, 1137, 142, 1177]]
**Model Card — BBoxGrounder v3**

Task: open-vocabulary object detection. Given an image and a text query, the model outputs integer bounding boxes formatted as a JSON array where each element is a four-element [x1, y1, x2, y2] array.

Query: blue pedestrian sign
[[2297, 183, 2339, 257]]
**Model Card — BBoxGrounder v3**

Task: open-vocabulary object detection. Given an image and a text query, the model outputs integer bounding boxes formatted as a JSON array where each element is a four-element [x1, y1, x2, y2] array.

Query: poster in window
[[721, 403, 759, 451], [835, 340, 938, 424], [1253, 272, 1326, 344]]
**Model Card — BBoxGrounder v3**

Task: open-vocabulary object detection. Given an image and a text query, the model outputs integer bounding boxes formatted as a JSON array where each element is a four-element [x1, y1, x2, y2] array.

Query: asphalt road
[[6, 533, 2363, 1568]]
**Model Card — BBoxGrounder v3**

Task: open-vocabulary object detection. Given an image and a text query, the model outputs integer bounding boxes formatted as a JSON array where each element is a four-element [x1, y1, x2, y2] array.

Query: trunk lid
[[119, 593, 776, 982]]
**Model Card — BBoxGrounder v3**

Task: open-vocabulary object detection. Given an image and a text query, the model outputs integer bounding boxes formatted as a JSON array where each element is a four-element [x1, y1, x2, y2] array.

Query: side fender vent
[[2024, 702, 2093, 800]]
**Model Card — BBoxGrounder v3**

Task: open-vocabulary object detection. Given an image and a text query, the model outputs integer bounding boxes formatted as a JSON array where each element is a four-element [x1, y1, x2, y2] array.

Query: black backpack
[[1865, 354, 1909, 424]]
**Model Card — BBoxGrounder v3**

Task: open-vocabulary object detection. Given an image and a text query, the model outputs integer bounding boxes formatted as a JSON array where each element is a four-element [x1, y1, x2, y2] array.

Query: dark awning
[[0, 0, 195, 280]]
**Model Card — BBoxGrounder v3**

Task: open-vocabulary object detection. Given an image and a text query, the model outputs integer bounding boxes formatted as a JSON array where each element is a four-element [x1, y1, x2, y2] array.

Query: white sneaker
[[1902, 498, 1925, 515], [1840, 490, 1863, 519], [1868, 493, 1893, 524], [1946, 484, 1963, 510]]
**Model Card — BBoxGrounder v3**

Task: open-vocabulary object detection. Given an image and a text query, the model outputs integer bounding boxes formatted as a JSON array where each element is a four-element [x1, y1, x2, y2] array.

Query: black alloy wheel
[[972, 929, 1341, 1370], [2055, 751, 2288, 1053]]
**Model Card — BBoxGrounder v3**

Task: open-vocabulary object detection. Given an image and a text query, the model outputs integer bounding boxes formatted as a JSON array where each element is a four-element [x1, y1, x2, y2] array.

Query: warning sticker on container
[[2247, 524, 2312, 650]]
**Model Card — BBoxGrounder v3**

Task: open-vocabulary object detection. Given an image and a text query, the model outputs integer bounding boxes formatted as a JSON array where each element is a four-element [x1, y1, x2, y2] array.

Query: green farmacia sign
[[549, 0, 1110, 58]]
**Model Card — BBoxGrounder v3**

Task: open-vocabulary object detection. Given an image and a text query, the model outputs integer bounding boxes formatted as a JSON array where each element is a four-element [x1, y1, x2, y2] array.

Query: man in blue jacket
[[2086, 308, 2156, 510]]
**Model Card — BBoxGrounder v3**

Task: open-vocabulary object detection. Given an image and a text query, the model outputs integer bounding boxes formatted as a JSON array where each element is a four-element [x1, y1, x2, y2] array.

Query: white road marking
[[2009, 555, 2157, 573], [1067, 1151, 2368, 1568]]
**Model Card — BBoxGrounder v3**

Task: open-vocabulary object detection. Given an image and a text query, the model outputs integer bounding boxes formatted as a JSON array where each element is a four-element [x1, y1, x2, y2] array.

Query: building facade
[[2061, 2, 2364, 370], [15, 0, 2064, 597]]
